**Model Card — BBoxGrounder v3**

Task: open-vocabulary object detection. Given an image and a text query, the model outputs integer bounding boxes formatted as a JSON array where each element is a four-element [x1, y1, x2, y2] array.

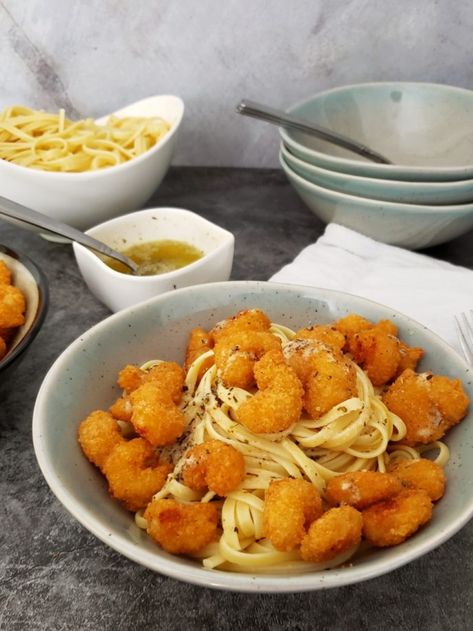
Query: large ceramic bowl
[[282, 143, 473, 206], [33, 281, 473, 593], [0, 95, 184, 231], [0, 244, 48, 377], [73, 207, 235, 312], [280, 153, 473, 250], [281, 83, 473, 181]]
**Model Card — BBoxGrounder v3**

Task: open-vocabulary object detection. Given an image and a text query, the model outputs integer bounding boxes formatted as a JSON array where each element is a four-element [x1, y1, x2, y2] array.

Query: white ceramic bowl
[[282, 143, 473, 206], [0, 95, 184, 231], [0, 244, 48, 376], [281, 82, 473, 181], [280, 153, 473, 250], [32, 281, 473, 592], [72, 207, 234, 312]]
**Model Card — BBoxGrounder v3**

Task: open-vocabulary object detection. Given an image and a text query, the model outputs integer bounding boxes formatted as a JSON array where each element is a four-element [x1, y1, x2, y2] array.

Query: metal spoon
[[0, 195, 139, 274], [236, 99, 392, 165]]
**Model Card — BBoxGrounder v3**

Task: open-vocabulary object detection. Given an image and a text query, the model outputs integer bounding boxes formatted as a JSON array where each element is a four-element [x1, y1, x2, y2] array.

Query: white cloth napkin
[[270, 223, 473, 353]]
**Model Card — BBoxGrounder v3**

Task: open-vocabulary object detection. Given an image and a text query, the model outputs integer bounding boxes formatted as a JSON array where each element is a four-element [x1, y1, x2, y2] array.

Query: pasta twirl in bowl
[[0, 95, 184, 230], [32, 281, 473, 592]]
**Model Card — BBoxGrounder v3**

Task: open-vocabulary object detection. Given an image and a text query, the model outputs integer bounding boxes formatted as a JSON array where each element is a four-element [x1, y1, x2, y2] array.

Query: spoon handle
[[0, 195, 138, 274], [237, 99, 391, 165]]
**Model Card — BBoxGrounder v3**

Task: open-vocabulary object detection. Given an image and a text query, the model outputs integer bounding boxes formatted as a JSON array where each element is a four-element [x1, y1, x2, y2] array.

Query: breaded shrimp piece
[[0, 336, 7, 360], [0, 326, 14, 343], [214, 330, 281, 389], [78, 410, 124, 470], [300, 506, 363, 563], [388, 458, 446, 501], [0, 260, 12, 285], [375, 319, 398, 336], [304, 356, 357, 420], [325, 471, 402, 510], [118, 361, 185, 401], [362, 489, 433, 547], [211, 308, 271, 342], [103, 438, 171, 512], [144, 361, 185, 403], [349, 326, 401, 386], [263, 478, 323, 551], [283, 339, 357, 419], [383, 369, 469, 444], [182, 439, 245, 496], [130, 381, 185, 446], [144, 498, 219, 554], [117, 364, 143, 394], [236, 349, 303, 433], [0, 284, 25, 328], [397, 341, 424, 375], [295, 324, 346, 353], [184, 327, 214, 376], [334, 314, 373, 347], [109, 396, 133, 421]]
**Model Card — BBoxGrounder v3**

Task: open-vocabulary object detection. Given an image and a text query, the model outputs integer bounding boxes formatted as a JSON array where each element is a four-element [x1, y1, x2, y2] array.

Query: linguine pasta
[[0, 105, 170, 172]]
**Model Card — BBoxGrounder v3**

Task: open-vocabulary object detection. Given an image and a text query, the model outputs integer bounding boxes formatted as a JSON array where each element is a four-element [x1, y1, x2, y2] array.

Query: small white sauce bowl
[[72, 207, 235, 312], [0, 95, 184, 231]]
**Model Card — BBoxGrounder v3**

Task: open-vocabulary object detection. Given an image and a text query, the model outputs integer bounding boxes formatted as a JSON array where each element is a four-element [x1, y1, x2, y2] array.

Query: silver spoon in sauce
[[237, 99, 392, 165], [0, 195, 139, 274]]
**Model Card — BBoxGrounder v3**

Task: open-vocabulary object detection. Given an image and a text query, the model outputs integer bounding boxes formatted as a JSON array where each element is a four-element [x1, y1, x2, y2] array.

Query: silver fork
[[454, 310, 473, 365]]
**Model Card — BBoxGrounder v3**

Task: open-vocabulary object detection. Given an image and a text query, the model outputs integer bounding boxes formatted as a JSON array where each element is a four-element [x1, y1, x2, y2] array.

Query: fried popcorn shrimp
[[130, 380, 185, 446], [182, 439, 245, 497], [211, 308, 271, 342], [109, 396, 133, 421], [145, 361, 185, 403], [383, 369, 469, 444], [214, 330, 281, 389], [397, 341, 424, 375], [103, 438, 171, 512], [349, 326, 401, 386], [295, 324, 346, 353], [117, 364, 143, 394], [0, 260, 12, 285], [325, 471, 402, 510], [144, 498, 219, 554], [118, 361, 185, 399], [263, 479, 323, 551], [283, 339, 357, 419], [0, 284, 25, 328], [236, 349, 303, 433], [78, 410, 124, 470], [362, 489, 433, 547], [334, 314, 373, 347], [0, 336, 6, 360], [184, 326, 214, 376], [300, 506, 363, 563], [388, 458, 446, 501]]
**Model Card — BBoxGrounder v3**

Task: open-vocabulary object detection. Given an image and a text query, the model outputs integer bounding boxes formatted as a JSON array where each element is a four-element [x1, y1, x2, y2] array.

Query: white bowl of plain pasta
[[32, 281, 473, 592], [0, 95, 184, 230]]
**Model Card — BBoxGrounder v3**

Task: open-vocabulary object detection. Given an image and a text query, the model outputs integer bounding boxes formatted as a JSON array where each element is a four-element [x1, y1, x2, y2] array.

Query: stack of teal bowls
[[280, 83, 473, 249]]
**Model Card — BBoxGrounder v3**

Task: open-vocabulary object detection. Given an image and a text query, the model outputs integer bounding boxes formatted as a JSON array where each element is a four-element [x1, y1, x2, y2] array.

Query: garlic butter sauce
[[104, 240, 203, 276]]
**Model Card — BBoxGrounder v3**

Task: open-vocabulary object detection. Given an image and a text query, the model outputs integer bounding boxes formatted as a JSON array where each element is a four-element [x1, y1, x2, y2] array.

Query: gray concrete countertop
[[2, 167, 473, 630]]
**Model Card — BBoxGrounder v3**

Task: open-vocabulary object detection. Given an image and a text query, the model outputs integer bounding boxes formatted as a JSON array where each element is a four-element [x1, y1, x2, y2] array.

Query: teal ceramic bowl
[[32, 281, 473, 592], [281, 83, 473, 182], [280, 153, 473, 250], [282, 143, 473, 206]]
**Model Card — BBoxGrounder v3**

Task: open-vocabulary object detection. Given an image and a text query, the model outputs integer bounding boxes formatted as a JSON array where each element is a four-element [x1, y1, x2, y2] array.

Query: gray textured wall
[[1, 0, 473, 167]]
